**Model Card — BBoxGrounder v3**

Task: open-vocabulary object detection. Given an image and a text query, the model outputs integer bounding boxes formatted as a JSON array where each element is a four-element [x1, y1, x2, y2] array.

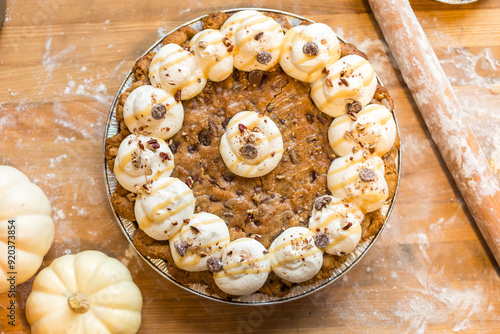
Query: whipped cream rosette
[[310, 54, 378, 117], [170, 212, 230, 272], [114, 134, 174, 193], [134, 175, 195, 240], [269, 227, 323, 283], [190, 29, 234, 82], [328, 104, 396, 157], [220, 10, 263, 45], [280, 23, 341, 83], [309, 196, 364, 256], [149, 43, 207, 100], [123, 85, 184, 140], [219, 111, 284, 178], [213, 238, 271, 296], [224, 13, 284, 71], [327, 150, 388, 213]]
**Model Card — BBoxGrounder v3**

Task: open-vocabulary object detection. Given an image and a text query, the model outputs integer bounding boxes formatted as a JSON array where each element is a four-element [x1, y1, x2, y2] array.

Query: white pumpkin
[[26, 250, 143, 334], [0, 165, 55, 294]]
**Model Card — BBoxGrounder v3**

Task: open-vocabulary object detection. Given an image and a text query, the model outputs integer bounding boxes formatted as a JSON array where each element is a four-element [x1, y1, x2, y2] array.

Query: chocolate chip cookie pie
[[105, 9, 399, 301]]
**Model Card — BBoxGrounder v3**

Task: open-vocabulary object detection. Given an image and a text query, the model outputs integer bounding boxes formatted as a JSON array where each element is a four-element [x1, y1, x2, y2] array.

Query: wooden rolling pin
[[368, 0, 500, 265]]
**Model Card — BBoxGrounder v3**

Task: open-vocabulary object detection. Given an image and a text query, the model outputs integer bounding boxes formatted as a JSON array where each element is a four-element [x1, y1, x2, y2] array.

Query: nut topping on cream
[[328, 104, 397, 157], [114, 134, 174, 193], [219, 111, 284, 178], [123, 85, 184, 140], [327, 150, 389, 213], [134, 175, 195, 240], [149, 43, 207, 100], [309, 195, 364, 256], [280, 23, 341, 82], [310, 54, 378, 117]]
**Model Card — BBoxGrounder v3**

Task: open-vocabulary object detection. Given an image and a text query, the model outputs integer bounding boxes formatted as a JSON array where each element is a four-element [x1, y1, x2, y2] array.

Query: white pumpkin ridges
[[0, 166, 55, 294], [26, 250, 143, 334], [0, 183, 52, 220]]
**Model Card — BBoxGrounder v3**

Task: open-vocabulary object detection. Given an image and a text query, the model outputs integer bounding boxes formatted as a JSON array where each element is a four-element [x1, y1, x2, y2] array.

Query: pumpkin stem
[[68, 292, 90, 314]]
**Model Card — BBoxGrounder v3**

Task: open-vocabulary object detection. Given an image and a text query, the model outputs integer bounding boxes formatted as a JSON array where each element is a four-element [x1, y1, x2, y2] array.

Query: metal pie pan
[[103, 8, 402, 305]]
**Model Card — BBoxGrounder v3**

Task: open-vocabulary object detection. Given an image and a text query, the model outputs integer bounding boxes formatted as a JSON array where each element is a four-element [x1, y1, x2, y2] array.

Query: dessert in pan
[[105, 9, 400, 302]]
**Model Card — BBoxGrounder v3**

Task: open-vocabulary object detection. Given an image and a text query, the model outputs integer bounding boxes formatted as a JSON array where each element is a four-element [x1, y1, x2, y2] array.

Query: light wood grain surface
[[1, 0, 500, 333]]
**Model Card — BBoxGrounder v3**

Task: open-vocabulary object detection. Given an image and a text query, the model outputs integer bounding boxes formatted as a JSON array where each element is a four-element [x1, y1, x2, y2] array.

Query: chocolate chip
[[314, 233, 329, 248], [209, 195, 219, 202], [187, 145, 198, 154], [316, 113, 328, 125], [240, 143, 258, 159], [207, 257, 223, 272], [342, 222, 353, 230], [151, 103, 167, 120], [254, 31, 264, 40], [166, 143, 177, 156], [238, 123, 247, 132], [190, 225, 200, 234], [346, 100, 362, 114], [305, 114, 314, 124], [359, 168, 376, 182], [248, 70, 264, 86], [288, 150, 299, 164], [256, 51, 272, 65], [236, 190, 244, 196], [311, 171, 318, 182], [197, 129, 211, 146], [174, 90, 182, 102], [314, 196, 332, 210], [303, 41, 319, 56], [174, 242, 188, 257]]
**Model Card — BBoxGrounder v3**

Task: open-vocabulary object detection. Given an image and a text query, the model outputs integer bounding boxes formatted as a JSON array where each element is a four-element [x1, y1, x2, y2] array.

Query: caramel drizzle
[[124, 94, 173, 127], [233, 16, 283, 69], [271, 234, 322, 267], [312, 205, 361, 232], [328, 159, 384, 191], [139, 197, 195, 230], [347, 192, 388, 213], [175, 218, 231, 268], [283, 29, 340, 82], [213, 250, 271, 278], [310, 58, 374, 110], [330, 113, 393, 152], [191, 30, 233, 81], [325, 224, 362, 251], [149, 48, 187, 77], [151, 189, 193, 221], [222, 12, 262, 38]]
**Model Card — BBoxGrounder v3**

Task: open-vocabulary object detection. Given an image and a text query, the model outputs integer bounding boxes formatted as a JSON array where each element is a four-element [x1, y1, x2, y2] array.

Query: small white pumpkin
[[26, 250, 143, 334], [0, 165, 55, 293]]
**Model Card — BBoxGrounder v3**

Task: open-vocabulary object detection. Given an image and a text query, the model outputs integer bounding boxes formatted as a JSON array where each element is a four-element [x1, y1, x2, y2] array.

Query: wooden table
[[1, 0, 500, 332]]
